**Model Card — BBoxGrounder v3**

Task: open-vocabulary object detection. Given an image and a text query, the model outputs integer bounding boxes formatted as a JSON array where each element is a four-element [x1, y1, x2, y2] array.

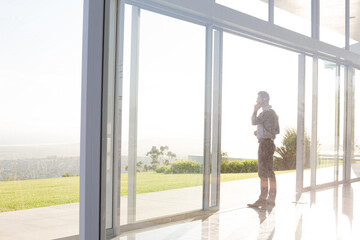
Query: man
[[248, 91, 279, 209]]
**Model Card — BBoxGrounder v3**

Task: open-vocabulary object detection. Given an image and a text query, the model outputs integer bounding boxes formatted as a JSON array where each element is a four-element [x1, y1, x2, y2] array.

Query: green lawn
[[0, 170, 294, 213], [0, 177, 79, 213]]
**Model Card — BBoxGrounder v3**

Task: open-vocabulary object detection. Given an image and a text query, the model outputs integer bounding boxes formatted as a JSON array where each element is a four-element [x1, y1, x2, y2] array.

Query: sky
[[0, 0, 357, 160], [0, 0, 83, 145]]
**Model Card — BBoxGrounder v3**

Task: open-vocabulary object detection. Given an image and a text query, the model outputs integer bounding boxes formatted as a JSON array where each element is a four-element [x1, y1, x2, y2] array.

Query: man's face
[[256, 95, 262, 105]]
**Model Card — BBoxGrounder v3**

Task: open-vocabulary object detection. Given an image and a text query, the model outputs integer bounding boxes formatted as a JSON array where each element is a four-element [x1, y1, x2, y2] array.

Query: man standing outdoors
[[248, 91, 279, 209]]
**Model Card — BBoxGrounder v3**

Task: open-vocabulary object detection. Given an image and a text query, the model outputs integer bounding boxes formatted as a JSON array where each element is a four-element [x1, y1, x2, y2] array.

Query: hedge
[[155, 160, 202, 174], [220, 160, 258, 173], [154, 159, 262, 174], [155, 165, 171, 173], [170, 160, 202, 173]]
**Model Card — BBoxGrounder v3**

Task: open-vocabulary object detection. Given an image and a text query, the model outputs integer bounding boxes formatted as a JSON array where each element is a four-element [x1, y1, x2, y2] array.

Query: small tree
[[146, 145, 177, 169], [160, 146, 169, 155], [274, 128, 311, 170], [146, 146, 161, 169], [165, 151, 176, 166], [275, 128, 297, 170]]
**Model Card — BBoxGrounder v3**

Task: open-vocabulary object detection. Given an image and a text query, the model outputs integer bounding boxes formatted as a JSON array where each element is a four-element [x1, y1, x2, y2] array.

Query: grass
[[0, 170, 295, 213], [0, 177, 79, 213]]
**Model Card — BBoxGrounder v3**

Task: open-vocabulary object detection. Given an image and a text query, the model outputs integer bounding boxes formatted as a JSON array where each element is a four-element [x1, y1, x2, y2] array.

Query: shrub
[[143, 164, 151, 172], [221, 160, 238, 173], [240, 159, 258, 173], [169, 160, 202, 174], [155, 165, 171, 173], [62, 173, 73, 177], [220, 160, 258, 173], [274, 127, 311, 170]]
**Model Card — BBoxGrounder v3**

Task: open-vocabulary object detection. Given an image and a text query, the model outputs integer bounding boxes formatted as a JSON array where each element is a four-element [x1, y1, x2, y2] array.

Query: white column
[[310, 58, 318, 189], [345, 0, 350, 50], [203, 25, 213, 211], [344, 67, 354, 181], [211, 29, 222, 207], [128, 6, 140, 223], [334, 65, 341, 183], [113, 0, 126, 235], [311, 0, 319, 40], [80, 0, 105, 239], [268, 0, 274, 23], [296, 54, 305, 193]]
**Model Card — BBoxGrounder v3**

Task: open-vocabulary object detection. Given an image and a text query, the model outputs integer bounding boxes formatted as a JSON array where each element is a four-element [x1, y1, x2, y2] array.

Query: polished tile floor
[[115, 181, 360, 240]]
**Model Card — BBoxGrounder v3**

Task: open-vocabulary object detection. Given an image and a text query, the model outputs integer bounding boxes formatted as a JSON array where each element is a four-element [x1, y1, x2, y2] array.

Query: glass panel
[[120, 8, 205, 224], [216, 0, 268, 21], [349, 0, 360, 53], [274, 0, 311, 37], [320, 0, 345, 48], [353, 69, 360, 179], [316, 59, 344, 185], [304, 59, 344, 188], [0, 0, 82, 239], [221, 32, 298, 210], [303, 56, 313, 188]]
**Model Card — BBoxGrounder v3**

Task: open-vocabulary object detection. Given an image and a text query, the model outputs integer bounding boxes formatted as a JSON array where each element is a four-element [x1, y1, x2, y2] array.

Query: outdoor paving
[[0, 172, 297, 239], [0, 203, 79, 240], [0, 166, 359, 239]]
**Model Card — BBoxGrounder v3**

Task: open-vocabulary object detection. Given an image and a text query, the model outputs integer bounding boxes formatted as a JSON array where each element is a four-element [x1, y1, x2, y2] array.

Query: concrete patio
[[1, 165, 359, 240], [0, 172, 297, 239]]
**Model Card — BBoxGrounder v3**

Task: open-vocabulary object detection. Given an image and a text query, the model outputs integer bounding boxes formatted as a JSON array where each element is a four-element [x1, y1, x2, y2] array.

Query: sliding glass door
[[101, 3, 213, 229], [99, 1, 360, 238], [316, 60, 344, 185], [303, 57, 345, 189], [220, 32, 298, 209], [123, 8, 206, 224]]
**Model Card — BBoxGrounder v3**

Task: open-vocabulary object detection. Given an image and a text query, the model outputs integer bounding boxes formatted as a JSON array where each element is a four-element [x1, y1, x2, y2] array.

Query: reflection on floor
[[114, 181, 360, 240]]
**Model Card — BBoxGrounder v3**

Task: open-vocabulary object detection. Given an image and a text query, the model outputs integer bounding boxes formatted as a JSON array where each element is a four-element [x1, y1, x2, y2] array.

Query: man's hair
[[258, 91, 270, 103]]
